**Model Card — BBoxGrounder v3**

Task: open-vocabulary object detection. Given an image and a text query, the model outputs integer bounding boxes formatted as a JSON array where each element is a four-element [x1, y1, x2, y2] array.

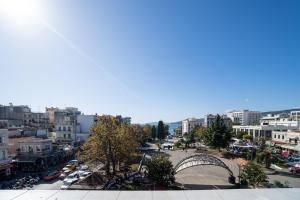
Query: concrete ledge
[[0, 188, 299, 200]]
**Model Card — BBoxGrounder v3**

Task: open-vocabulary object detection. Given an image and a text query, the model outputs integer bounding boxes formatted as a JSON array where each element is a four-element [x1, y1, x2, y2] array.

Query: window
[[274, 134, 276, 138], [63, 126, 66, 131], [282, 135, 284, 140]]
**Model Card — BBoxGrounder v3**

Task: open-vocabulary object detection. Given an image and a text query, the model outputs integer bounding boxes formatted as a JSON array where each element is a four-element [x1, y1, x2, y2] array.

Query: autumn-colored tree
[[79, 115, 139, 175], [143, 124, 152, 142]]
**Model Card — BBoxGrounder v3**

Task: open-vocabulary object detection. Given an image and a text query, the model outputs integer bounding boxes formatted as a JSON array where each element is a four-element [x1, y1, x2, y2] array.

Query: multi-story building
[[182, 118, 204, 135], [204, 114, 232, 128], [227, 110, 261, 125], [0, 120, 12, 177], [0, 103, 30, 128], [272, 130, 300, 145], [46, 107, 81, 144], [24, 112, 50, 129], [291, 110, 300, 121], [15, 138, 54, 172], [233, 113, 300, 141], [76, 114, 96, 141]]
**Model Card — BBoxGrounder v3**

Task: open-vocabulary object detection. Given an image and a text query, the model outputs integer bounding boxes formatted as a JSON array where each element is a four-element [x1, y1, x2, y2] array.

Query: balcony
[[0, 143, 9, 149], [0, 157, 12, 165]]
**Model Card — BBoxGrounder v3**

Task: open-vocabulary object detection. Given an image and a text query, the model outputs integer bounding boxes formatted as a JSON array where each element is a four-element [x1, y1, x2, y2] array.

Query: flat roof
[[0, 189, 299, 200]]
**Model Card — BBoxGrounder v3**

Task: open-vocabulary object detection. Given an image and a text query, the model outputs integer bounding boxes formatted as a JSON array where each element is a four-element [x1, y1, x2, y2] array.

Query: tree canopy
[[79, 115, 150, 175], [203, 115, 232, 151], [147, 155, 175, 186]]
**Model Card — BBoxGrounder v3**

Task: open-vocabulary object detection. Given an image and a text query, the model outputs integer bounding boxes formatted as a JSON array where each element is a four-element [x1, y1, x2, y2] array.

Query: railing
[[0, 157, 12, 165]]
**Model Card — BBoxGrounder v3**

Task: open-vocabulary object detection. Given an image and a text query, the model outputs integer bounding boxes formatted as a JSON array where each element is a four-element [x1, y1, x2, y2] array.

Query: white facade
[[272, 130, 300, 144], [77, 115, 95, 133], [260, 115, 300, 130], [76, 115, 96, 141], [227, 110, 261, 125], [233, 125, 273, 140], [182, 118, 204, 135], [291, 110, 300, 121], [18, 139, 53, 154]]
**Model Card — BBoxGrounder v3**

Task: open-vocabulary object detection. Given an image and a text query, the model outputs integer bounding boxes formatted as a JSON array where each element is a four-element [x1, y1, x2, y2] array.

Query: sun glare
[[0, 0, 41, 26]]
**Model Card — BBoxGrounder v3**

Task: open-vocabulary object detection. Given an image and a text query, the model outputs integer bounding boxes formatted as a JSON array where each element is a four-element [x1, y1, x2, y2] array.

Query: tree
[[241, 161, 268, 188], [143, 124, 152, 142], [157, 121, 165, 140], [164, 124, 169, 139], [151, 125, 157, 139], [203, 115, 232, 151], [257, 148, 273, 168], [243, 134, 253, 141], [194, 127, 208, 141], [79, 115, 139, 176], [236, 131, 248, 139], [147, 155, 175, 186]]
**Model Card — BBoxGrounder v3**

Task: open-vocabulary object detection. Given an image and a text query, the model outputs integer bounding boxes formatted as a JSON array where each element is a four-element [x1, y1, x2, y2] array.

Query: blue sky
[[0, 0, 299, 123]]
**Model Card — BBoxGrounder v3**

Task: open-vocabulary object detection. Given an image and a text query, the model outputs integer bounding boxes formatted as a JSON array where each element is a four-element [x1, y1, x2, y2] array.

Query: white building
[[182, 118, 204, 135], [232, 125, 273, 140], [18, 138, 53, 155], [227, 110, 261, 125], [76, 115, 96, 141], [0, 120, 11, 177], [204, 114, 232, 128], [272, 130, 300, 144], [260, 114, 300, 129], [291, 110, 300, 121]]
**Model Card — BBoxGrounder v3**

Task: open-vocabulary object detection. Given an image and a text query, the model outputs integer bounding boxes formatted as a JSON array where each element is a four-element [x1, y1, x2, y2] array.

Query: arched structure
[[174, 154, 234, 177]]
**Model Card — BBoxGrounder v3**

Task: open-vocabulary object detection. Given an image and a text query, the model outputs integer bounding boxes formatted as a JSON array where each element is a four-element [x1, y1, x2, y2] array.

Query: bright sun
[[0, 0, 41, 26]]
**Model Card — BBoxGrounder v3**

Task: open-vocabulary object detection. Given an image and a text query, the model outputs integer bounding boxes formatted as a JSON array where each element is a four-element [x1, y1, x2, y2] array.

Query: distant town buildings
[[0, 120, 11, 177], [226, 110, 261, 125]]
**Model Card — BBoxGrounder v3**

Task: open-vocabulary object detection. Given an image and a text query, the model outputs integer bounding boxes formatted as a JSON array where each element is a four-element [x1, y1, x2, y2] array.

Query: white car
[[79, 171, 92, 180], [60, 179, 77, 190], [79, 165, 89, 171], [63, 171, 79, 182]]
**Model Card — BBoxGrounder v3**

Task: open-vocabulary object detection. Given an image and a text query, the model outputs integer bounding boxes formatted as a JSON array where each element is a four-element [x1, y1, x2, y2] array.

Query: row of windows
[[57, 126, 72, 131], [274, 134, 284, 140]]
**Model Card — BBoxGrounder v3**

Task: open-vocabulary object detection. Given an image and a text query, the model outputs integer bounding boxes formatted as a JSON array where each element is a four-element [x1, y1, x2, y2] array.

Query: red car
[[43, 171, 61, 181], [289, 164, 300, 175]]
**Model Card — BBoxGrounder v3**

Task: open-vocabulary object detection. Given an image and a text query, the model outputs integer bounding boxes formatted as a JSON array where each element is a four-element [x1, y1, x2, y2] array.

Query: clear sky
[[0, 0, 299, 123]]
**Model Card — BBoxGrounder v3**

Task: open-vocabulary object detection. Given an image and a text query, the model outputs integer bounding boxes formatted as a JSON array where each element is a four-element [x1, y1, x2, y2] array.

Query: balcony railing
[[0, 157, 12, 165]]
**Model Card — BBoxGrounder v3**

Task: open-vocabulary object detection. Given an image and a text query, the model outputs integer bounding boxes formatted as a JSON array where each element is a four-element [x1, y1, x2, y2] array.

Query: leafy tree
[[151, 125, 157, 139], [164, 124, 169, 139], [243, 134, 253, 141], [79, 115, 139, 175], [143, 124, 152, 142], [194, 127, 208, 141], [257, 148, 272, 168], [241, 161, 268, 188], [174, 126, 182, 136], [236, 131, 248, 139], [147, 155, 175, 186], [203, 115, 232, 151], [157, 121, 165, 140]]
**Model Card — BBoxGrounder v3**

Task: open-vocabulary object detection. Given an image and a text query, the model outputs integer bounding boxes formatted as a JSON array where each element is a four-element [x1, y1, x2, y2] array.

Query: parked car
[[79, 171, 92, 180], [60, 179, 77, 190], [289, 164, 300, 174], [59, 169, 71, 180], [43, 171, 61, 181], [64, 171, 79, 182]]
